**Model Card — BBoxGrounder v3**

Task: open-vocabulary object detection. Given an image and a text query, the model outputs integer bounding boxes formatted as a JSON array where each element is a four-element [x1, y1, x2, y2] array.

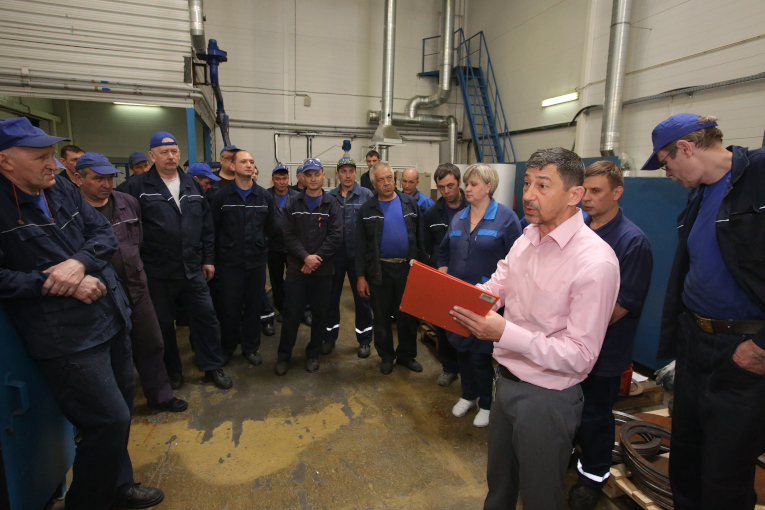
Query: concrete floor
[[118, 281, 640, 510]]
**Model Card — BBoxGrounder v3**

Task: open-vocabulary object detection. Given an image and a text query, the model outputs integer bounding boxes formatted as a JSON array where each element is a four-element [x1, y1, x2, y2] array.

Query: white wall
[[203, 0, 462, 175], [469, 0, 765, 170]]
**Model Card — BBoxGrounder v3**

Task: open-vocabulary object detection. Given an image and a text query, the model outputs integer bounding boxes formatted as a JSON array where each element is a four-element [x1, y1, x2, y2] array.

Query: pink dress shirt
[[477, 210, 620, 390]]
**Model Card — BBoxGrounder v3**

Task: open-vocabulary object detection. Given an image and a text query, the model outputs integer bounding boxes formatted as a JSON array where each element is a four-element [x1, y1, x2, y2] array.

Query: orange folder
[[400, 260, 500, 336]]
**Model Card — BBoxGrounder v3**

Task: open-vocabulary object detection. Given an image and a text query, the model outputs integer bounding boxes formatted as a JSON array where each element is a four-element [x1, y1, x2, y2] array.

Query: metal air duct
[[405, 0, 455, 118], [600, 0, 632, 156], [372, 0, 402, 147], [189, 0, 206, 53]]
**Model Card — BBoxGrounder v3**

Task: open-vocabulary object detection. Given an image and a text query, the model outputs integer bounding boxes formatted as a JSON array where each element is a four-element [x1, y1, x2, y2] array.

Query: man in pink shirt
[[452, 147, 620, 510]]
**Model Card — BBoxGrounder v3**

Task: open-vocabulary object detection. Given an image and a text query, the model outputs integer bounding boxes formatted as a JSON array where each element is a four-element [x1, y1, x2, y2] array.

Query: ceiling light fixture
[[113, 102, 161, 107], [541, 92, 579, 107]]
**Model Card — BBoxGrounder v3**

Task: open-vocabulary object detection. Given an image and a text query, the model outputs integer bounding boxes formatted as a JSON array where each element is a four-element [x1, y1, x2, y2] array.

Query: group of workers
[[0, 112, 762, 510]]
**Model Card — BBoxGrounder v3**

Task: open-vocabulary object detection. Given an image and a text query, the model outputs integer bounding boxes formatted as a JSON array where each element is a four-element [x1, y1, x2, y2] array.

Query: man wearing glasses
[[121, 131, 232, 391], [642, 114, 765, 510]]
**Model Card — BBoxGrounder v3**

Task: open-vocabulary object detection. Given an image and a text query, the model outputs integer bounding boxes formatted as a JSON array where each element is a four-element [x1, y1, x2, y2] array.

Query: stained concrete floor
[[116, 281, 642, 510]]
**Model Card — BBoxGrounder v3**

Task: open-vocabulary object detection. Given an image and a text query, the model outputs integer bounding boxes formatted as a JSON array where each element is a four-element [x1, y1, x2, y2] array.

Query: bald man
[[401, 168, 434, 210]]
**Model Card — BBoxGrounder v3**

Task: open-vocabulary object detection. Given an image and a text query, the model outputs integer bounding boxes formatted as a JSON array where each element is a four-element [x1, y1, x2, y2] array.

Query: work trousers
[[38, 330, 135, 510], [267, 250, 288, 313], [670, 312, 765, 510], [218, 265, 267, 355], [369, 261, 418, 363], [457, 351, 494, 409], [128, 289, 174, 407], [437, 326, 460, 374], [325, 248, 372, 346], [277, 272, 332, 362], [147, 274, 224, 376], [576, 373, 622, 488], [484, 372, 583, 510]]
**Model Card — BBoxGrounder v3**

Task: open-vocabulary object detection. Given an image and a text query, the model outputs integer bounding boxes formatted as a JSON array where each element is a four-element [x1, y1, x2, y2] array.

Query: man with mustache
[[451, 147, 620, 510]]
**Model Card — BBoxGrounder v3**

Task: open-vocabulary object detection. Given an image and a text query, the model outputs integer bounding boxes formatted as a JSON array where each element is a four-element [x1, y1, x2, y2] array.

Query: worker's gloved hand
[[654, 360, 676, 391]]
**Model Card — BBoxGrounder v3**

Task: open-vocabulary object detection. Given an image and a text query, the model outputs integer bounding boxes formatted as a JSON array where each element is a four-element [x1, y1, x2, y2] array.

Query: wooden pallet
[[603, 462, 665, 510]]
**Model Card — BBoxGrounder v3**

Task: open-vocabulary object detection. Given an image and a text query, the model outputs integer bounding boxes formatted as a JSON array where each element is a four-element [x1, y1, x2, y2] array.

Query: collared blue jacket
[[281, 190, 343, 276], [0, 174, 130, 359], [423, 190, 468, 267], [411, 189, 435, 211], [268, 186, 300, 253], [438, 198, 521, 352], [120, 165, 215, 280], [660, 145, 765, 357], [328, 182, 374, 259], [211, 182, 278, 270]]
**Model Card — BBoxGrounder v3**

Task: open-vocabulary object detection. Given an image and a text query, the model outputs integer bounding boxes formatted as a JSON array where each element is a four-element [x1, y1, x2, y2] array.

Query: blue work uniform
[[438, 198, 521, 410], [577, 209, 653, 489], [324, 182, 374, 347], [0, 173, 135, 509], [411, 189, 435, 211], [211, 182, 278, 357]]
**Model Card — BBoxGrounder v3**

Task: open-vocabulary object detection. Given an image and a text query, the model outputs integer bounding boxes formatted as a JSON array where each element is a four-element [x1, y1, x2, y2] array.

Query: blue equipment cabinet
[[0, 304, 75, 510], [620, 177, 688, 370]]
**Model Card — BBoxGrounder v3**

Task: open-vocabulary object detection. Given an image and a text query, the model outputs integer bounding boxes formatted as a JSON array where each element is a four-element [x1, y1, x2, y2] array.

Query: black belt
[[685, 307, 765, 335], [498, 364, 521, 383]]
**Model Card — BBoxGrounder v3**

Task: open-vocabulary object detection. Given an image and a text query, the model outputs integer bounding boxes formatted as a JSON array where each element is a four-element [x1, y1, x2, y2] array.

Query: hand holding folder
[[400, 260, 499, 336]]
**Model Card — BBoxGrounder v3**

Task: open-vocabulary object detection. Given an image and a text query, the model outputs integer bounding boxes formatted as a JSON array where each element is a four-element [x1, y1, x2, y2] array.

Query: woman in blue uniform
[[438, 163, 522, 427]]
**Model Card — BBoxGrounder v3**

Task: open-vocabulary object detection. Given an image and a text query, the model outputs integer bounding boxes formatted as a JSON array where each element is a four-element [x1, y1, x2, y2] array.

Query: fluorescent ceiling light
[[541, 92, 578, 107], [113, 102, 161, 107]]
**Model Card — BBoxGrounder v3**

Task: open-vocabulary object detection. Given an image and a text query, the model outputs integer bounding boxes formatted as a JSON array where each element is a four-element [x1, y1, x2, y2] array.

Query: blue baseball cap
[[337, 156, 356, 168], [296, 164, 303, 174], [220, 145, 239, 154], [75, 152, 121, 175], [128, 151, 149, 166], [188, 162, 221, 181], [300, 158, 322, 173], [0, 117, 70, 152], [272, 165, 288, 174], [149, 131, 178, 149], [641, 113, 719, 170]]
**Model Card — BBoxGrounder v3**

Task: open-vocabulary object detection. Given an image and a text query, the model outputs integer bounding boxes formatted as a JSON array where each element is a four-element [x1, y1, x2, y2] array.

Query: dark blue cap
[[220, 145, 239, 154], [128, 151, 149, 166], [75, 152, 121, 175], [0, 117, 69, 152], [272, 165, 288, 174], [300, 158, 322, 173], [188, 162, 220, 181], [642, 113, 719, 170], [149, 131, 178, 149]]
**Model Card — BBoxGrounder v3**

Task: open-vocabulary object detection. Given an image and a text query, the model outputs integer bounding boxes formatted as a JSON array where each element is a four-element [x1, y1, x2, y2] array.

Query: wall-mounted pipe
[[405, 0, 455, 118], [274, 133, 280, 165], [368, 110, 457, 163], [0, 78, 202, 99], [0, 69, 199, 93], [381, 0, 396, 128], [447, 115, 457, 163], [189, 0, 206, 53], [600, 0, 632, 156]]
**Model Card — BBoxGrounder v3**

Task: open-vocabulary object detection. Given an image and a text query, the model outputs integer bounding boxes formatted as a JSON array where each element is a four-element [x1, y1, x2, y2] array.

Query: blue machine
[[196, 39, 230, 147], [0, 305, 75, 510]]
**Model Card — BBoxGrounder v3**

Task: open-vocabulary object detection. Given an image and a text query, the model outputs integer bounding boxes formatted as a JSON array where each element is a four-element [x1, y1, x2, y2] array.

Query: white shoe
[[473, 408, 490, 427], [452, 398, 476, 417]]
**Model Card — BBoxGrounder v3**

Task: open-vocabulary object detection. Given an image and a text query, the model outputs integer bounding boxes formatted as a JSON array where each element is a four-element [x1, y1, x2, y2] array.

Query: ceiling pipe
[[0, 78, 202, 99], [0, 69, 199, 93], [405, 0, 455, 118], [371, 0, 402, 147], [189, 0, 207, 54], [600, 0, 632, 156], [367, 110, 457, 163]]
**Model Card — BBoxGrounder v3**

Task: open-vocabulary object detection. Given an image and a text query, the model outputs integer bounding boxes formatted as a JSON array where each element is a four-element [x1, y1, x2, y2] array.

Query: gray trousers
[[484, 372, 584, 510]]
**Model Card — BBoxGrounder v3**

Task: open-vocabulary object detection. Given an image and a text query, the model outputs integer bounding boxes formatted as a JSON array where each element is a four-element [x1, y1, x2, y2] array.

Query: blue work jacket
[[281, 190, 343, 276], [0, 174, 130, 359], [411, 189, 435, 211], [267, 186, 299, 253], [120, 165, 215, 280], [328, 182, 374, 259], [211, 182, 278, 270], [438, 198, 521, 352]]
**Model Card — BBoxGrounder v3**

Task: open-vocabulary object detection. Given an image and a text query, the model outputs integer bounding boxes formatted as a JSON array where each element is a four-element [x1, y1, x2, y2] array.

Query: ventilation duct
[[189, 0, 206, 53], [600, 0, 632, 156], [372, 0, 402, 147]]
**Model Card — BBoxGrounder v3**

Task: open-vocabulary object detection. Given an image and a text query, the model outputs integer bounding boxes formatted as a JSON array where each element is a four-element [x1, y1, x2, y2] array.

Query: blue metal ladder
[[420, 29, 515, 163]]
